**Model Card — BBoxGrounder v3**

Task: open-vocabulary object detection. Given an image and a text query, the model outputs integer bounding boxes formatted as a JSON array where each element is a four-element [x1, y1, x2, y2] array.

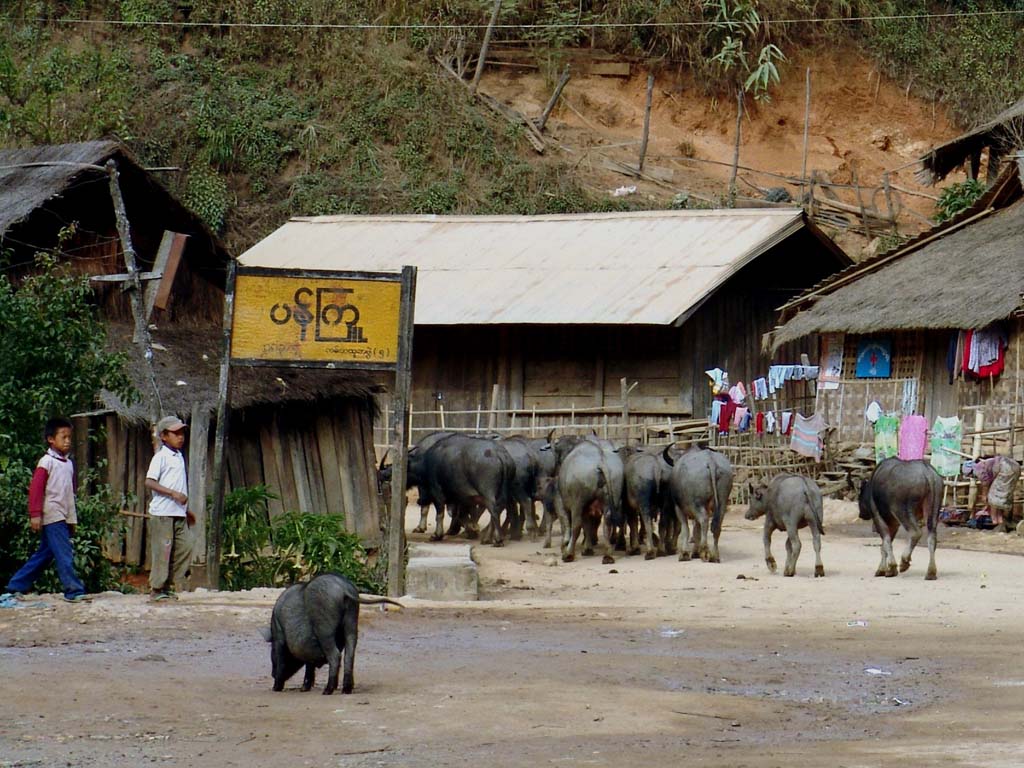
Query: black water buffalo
[[665, 446, 734, 562], [556, 437, 624, 563], [377, 430, 455, 534], [500, 436, 543, 540], [264, 573, 402, 695], [623, 446, 672, 559], [745, 474, 825, 577], [858, 457, 941, 580], [421, 434, 516, 546]]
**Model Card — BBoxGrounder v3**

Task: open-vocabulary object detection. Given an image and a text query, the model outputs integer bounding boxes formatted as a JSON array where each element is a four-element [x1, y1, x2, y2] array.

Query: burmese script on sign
[[232, 274, 401, 364]]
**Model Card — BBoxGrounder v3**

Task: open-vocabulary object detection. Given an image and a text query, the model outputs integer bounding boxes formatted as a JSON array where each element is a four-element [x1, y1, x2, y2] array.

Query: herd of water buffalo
[[381, 430, 942, 581]]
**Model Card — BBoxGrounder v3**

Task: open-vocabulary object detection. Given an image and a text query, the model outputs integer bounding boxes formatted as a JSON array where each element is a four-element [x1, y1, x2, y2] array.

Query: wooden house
[[239, 209, 850, 439], [0, 141, 385, 580], [766, 164, 1024, 455]]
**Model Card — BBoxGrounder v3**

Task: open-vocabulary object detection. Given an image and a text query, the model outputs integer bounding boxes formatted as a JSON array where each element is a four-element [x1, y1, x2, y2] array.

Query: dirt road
[[2, 503, 1023, 767]]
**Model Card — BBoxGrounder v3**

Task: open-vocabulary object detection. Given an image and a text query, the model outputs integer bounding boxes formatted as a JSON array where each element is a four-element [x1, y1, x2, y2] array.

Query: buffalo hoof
[[342, 677, 354, 694], [644, 550, 656, 561], [885, 564, 898, 578], [463, 530, 479, 540], [874, 568, 887, 577], [492, 539, 505, 548], [814, 565, 825, 578], [562, 553, 575, 563], [925, 568, 937, 581], [322, 685, 336, 695], [627, 547, 641, 557], [582, 547, 595, 557], [678, 552, 691, 562], [899, 558, 911, 573], [783, 569, 795, 577], [766, 558, 777, 573], [708, 554, 720, 564], [272, 682, 284, 692], [300, 682, 313, 692], [429, 534, 444, 542], [542, 540, 552, 549], [412, 525, 427, 534], [602, 555, 615, 565]]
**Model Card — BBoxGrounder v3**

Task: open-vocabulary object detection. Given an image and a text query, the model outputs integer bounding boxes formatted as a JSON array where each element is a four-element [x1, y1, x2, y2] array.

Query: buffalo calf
[[745, 474, 825, 577]]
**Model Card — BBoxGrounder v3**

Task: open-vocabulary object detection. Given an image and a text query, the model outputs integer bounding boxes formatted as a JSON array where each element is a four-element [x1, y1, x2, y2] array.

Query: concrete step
[[408, 542, 476, 561], [405, 555, 479, 601]]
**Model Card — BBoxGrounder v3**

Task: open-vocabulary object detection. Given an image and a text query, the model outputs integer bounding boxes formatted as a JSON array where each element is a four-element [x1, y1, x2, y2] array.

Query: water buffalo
[[557, 437, 624, 563], [665, 446, 734, 562], [745, 474, 825, 577], [264, 573, 402, 695], [623, 446, 672, 559], [377, 431, 455, 534], [858, 457, 941, 580], [500, 436, 543, 540], [421, 434, 516, 546]]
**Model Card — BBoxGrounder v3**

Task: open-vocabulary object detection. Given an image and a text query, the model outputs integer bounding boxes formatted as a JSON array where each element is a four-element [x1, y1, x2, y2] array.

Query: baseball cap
[[156, 415, 187, 433]]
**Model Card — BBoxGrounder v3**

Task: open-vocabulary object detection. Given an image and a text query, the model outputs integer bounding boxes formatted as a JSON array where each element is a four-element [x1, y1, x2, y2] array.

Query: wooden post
[[967, 410, 984, 511], [801, 68, 811, 203], [488, 383, 500, 431], [883, 172, 896, 231], [470, 0, 502, 95], [106, 159, 161, 426], [387, 266, 417, 597], [638, 73, 655, 172], [206, 258, 237, 589], [851, 162, 873, 240], [188, 401, 211, 565], [729, 90, 743, 203], [537, 65, 571, 133]]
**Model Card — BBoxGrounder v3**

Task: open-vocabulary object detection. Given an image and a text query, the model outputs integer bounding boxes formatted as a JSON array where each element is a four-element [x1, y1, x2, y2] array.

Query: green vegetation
[[221, 485, 384, 593], [934, 177, 986, 222], [0, 251, 134, 592]]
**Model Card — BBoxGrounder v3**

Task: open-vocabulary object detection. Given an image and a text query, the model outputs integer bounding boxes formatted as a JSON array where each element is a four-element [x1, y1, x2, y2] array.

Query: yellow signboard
[[231, 272, 401, 366]]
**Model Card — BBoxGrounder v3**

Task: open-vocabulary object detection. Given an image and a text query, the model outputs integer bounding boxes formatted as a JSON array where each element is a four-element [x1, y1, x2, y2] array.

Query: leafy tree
[[0, 250, 134, 590], [704, 0, 785, 103]]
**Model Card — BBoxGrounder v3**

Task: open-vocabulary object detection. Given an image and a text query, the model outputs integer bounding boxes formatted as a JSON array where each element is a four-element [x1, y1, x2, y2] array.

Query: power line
[[24, 9, 1024, 32]]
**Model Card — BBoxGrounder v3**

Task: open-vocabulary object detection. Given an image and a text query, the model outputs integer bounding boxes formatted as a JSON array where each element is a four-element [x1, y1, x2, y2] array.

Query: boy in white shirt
[[146, 416, 194, 601]]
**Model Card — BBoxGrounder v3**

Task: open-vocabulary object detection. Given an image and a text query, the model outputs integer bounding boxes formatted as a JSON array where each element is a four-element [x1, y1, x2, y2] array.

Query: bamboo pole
[[967, 410, 985, 511], [638, 74, 655, 172], [800, 67, 811, 202], [470, 0, 502, 95], [729, 90, 743, 202], [536, 65, 570, 133]]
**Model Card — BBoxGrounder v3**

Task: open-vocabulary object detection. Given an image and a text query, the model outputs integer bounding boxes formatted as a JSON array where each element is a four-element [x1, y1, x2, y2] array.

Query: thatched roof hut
[[769, 165, 1024, 349], [918, 98, 1024, 185]]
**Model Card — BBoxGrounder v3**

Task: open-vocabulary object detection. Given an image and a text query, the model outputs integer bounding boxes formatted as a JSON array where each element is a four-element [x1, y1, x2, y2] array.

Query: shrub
[[934, 178, 986, 223]]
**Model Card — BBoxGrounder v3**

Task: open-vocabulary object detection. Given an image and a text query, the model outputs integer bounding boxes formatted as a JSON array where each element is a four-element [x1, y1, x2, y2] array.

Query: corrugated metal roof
[[239, 209, 811, 325]]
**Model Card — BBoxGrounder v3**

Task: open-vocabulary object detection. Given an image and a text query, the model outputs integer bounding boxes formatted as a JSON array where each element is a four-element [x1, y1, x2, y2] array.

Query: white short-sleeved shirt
[[39, 448, 77, 526], [147, 444, 188, 517]]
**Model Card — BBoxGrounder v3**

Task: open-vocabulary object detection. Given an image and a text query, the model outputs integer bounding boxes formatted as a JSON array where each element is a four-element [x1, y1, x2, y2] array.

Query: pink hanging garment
[[897, 414, 928, 460]]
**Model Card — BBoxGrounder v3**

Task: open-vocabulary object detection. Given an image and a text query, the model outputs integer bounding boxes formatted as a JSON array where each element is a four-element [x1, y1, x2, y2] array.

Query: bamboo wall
[[95, 398, 382, 568]]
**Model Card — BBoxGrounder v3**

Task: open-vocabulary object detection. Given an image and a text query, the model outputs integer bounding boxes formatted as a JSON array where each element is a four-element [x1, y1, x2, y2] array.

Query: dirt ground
[[3, 500, 1024, 768]]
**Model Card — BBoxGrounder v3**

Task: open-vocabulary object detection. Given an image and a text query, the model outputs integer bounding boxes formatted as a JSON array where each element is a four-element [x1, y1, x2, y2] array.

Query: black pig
[[264, 573, 402, 694]]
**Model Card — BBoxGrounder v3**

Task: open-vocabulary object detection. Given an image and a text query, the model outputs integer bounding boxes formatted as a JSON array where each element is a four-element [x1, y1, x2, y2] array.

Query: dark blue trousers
[[6, 521, 86, 599]]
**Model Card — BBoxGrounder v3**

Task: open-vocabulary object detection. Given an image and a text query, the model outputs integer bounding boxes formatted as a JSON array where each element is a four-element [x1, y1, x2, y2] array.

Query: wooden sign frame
[[206, 262, 417, 597]]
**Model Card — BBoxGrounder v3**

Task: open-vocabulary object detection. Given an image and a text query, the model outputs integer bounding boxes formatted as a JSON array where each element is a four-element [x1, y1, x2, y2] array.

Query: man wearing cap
[[145, 415, 194, 601]]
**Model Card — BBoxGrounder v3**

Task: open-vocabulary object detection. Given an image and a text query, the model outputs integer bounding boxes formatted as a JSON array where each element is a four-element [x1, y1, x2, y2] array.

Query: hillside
[[2, 1, 1022, 257]]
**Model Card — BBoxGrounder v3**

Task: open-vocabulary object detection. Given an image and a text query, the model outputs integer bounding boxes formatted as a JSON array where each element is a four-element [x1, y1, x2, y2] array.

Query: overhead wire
[[24, 8, 1024, 31]]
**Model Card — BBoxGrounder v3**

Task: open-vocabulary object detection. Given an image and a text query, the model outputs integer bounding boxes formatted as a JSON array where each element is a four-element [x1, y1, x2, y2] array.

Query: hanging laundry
[[864, 400, 883, 424], [874, 414, 899, 462], [729, 382, 747, 404], [755, 412, 765, 434], [767, 365, 820, 393], [897, 415, 928, 461], [900, 379, 918, 416], [968, 326, 1006, 374], [718, 399, 736, 434], [709, 400, 722, 428], [790, 412, 827, 461], [705, 368, 730, 395], [752, 377, 768, 400], [765, 411, 777, 434], [929, 416, 963, 477], [781, 411, 793, 435]]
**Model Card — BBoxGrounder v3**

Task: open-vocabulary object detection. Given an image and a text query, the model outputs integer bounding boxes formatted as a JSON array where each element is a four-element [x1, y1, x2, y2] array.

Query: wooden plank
[[188, 403, 211, 565], [238, 429, 265, 490], [302, 423, 328, 514], [287, 424, 314, 513], [331, 404, 358, 528], [103, 414, 126, 562], [151, 232, 188, 312], [258, 423, 286, 519], [315, 412, 346, 516], [357, 404, 383, 545], [133, 432, 148, 569], [268, 414, 299, 513]]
